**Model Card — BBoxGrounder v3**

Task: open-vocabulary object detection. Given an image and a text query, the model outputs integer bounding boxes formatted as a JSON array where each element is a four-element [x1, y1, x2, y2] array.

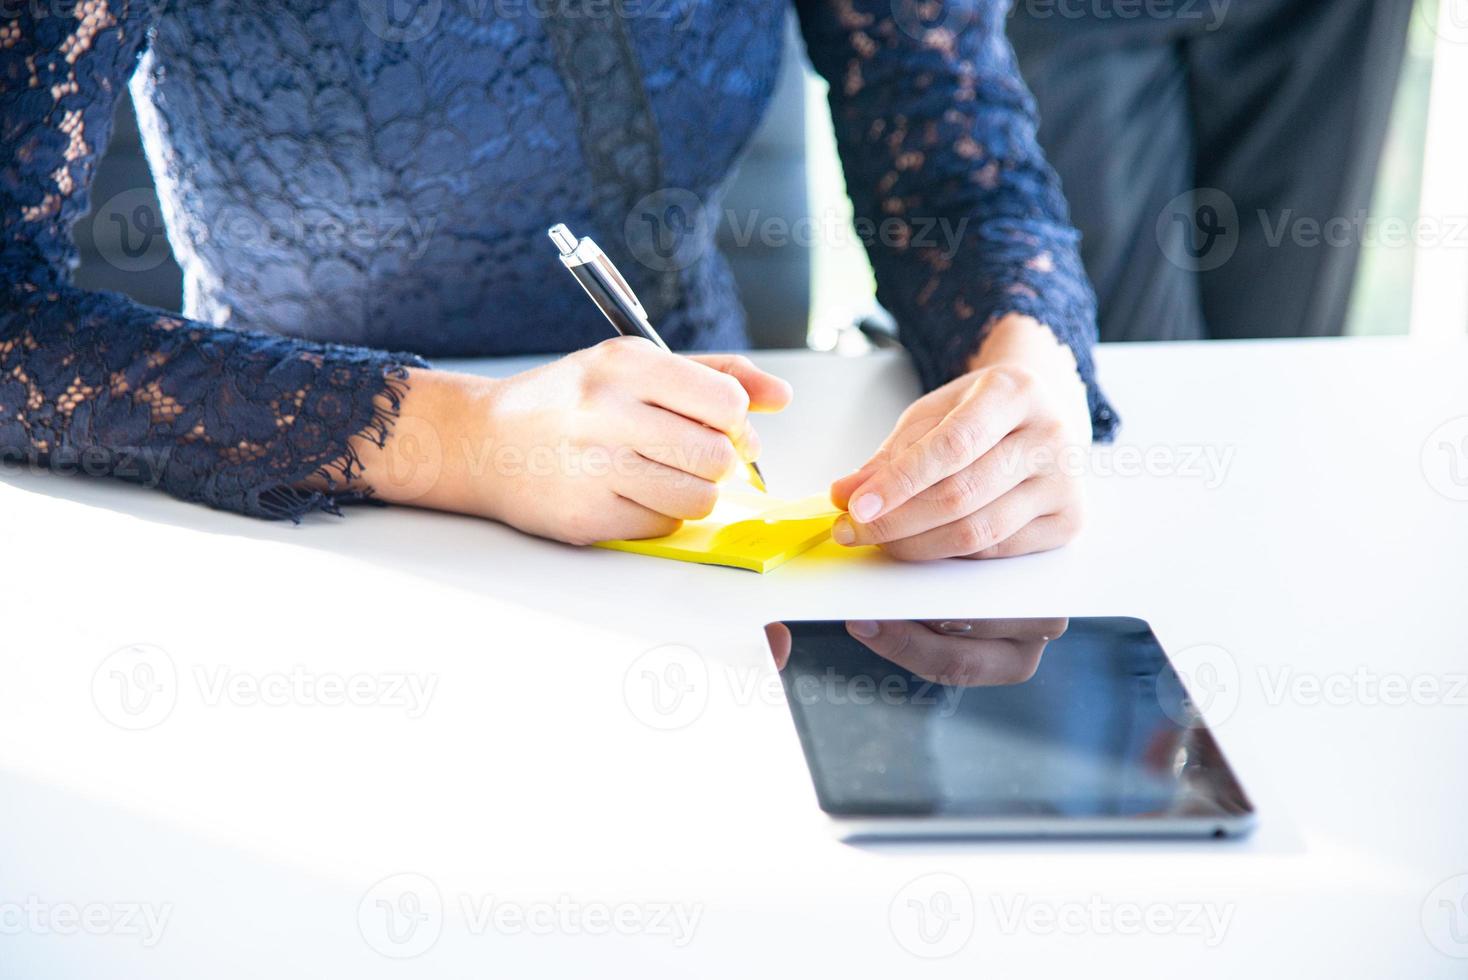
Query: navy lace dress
[[1, 0, 1116, 520]]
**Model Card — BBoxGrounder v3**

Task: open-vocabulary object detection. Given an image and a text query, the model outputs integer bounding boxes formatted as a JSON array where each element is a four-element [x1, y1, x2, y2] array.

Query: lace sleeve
[[794, 0, 1118, 440], [1, 0, 428, 519]]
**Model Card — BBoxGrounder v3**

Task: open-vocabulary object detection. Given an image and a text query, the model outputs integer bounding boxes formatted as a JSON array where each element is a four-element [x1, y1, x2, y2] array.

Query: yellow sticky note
[[595, 492, 842, 573]]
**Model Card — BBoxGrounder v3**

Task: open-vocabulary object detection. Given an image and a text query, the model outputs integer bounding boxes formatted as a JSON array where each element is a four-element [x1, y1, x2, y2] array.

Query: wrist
[[968, 314, 1091, 440], [354, 367, 496, 514], [968, 314, 1072, 373]]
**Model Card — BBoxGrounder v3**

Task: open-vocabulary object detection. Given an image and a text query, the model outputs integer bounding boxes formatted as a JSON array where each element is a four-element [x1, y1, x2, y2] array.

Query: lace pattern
[[1, 0, 427, 519], [2, 0, 1114, 525], [797, 0, 1117, 436]]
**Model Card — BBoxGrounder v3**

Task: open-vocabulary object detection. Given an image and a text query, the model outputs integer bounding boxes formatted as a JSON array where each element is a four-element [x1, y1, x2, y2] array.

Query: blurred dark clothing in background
[[1010, 0, 1414, 342]]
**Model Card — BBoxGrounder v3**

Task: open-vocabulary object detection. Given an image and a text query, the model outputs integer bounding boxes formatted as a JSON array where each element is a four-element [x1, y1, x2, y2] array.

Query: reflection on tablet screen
[[765, 617, 1252, 824]]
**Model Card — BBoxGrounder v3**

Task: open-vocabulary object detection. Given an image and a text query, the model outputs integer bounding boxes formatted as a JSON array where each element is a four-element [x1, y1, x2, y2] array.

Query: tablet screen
[[765, 617, 1252, 824]]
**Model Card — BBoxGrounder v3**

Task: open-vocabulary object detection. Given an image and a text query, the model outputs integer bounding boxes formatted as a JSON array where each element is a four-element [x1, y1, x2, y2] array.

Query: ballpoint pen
[[548, 222, 767, 492]]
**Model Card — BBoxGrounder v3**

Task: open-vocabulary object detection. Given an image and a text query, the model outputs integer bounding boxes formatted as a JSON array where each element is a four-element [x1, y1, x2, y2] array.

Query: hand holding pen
[[550, 223, 770, 492], [324, 226, 791, 547]]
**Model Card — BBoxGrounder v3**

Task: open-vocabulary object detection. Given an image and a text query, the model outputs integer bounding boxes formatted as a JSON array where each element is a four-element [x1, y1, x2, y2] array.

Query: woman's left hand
[[829, 314, 1093, 561]]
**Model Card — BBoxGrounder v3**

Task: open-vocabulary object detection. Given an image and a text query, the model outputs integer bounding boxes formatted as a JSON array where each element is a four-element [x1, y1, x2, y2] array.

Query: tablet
[[764, 617, 1255, 840]]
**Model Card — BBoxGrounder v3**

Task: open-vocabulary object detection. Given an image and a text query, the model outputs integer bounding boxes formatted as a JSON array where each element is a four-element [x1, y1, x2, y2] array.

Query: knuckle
[[1056, 499, 1086, 539], [934, 423, 978, 465], [990, 363, 1038, 398], [929, 481, 965, 514], [1031, 416, 1067, 446], [705, 436, 740, 476], [590, 338, 624, 365], [891, 410, 926, 446], [943, 654, 990, 686], [561, 510, 600, 546], [880, 623, 914, 661], [645, 515, 683, 539], [953, 524, 983, 555], [1007, 655, 1042, 684], [718, 374, 750, 418], [886, 457, 924, 501], [680, 480, 719, 520], [866, 441, 898, 470], [598, 335, 642, 361], [958, 513, 998, 554], [575, 372, 611, 406], [933, 469, 983, 513]]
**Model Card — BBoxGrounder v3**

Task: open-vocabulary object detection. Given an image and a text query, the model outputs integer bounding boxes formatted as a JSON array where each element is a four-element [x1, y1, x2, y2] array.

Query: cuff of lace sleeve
[[251, 352, 430, 522], [908, 298, 1119, 444]]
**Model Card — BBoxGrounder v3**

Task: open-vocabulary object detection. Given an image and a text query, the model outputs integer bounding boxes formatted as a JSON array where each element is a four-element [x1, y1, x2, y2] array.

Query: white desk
[[2, 337, 1465, 977]]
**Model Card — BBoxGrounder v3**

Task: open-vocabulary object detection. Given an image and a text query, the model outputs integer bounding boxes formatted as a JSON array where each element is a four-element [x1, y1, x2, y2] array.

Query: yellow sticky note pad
[[595, 492, 842, 573]]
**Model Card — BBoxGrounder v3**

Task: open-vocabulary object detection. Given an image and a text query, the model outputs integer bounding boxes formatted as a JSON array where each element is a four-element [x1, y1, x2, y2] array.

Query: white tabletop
[[2, 337, 1466, 977]]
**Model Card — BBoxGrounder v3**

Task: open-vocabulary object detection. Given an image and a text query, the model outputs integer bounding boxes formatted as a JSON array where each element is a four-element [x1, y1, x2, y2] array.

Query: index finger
[[607, 341, 753, 436], [688, 354, 793, 413], [846, 374, 1029, 524]]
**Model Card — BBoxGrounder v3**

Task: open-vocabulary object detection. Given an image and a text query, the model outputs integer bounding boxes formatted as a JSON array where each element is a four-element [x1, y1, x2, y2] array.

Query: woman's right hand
[[349, 338, 792, 544]]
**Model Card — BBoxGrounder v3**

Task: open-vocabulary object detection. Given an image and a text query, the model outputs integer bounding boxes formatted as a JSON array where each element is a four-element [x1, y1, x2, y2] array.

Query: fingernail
[[831, 517, 855, 546], [848, 620, 880, 639], [851, 493, 883, 523]]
